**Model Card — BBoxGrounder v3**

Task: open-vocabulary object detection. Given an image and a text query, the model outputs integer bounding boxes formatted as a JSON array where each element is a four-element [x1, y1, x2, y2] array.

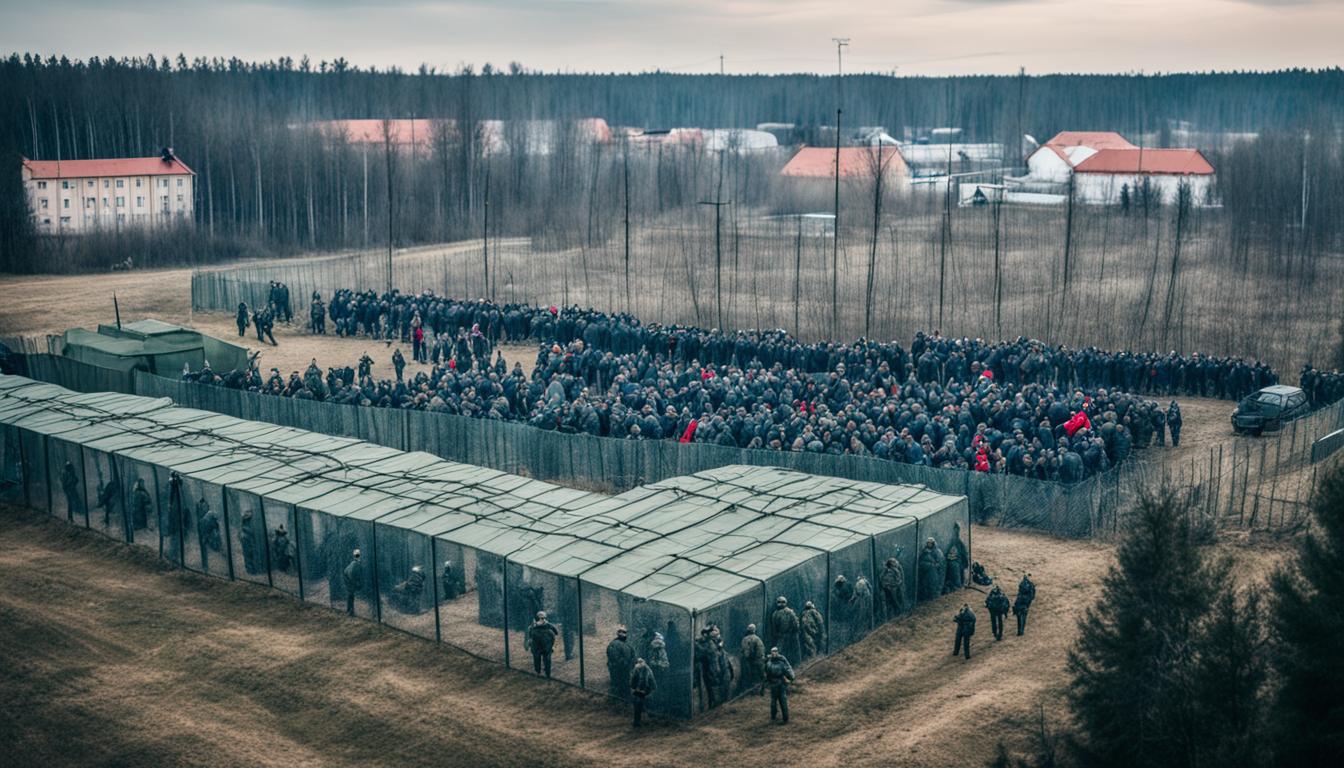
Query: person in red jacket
[[1064, 410, 1092, 437]]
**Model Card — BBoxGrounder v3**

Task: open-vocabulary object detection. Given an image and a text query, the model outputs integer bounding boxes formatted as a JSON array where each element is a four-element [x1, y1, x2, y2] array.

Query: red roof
[[1073, 148, 1214, 175], [23, 156, 194, 179], [1044, 131, 1137, 151], [781, 146, 906, 179]]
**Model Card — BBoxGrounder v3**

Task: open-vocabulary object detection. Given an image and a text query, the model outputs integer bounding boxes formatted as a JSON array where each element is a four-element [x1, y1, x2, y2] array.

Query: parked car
[[1231, 384, 1310, 435]]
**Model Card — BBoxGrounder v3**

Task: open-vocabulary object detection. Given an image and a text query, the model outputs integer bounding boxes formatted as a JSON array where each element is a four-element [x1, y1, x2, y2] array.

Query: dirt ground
[[0, 505, 1113, 768]]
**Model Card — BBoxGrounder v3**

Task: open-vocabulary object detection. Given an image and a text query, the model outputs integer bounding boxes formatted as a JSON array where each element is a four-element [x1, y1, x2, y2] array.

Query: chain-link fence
[[20, 353, 1344, 539]]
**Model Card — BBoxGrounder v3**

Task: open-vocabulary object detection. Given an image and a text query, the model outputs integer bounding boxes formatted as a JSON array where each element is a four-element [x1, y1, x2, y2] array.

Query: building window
[[177, 178, 184, 187], [177, 194, 184, 203], [63, 198, 70, 209], [40, 198, 48, 209], [116, 196, 125, 207], [42, 218, 51, 225], [102, 197, 109, 206], [60, 216, 71, 224], [136, 196, 144, 207], [135, 179, 142, 187], [103, 179, 110, 188], [62, 180, 70, 189], [158, 178, 167, 188], [116, 179, 124, 188], [86, 197, 95, 207], [117, 213, 126, 223], [37, 181, 47, 189], [87, 180, 94, 188]]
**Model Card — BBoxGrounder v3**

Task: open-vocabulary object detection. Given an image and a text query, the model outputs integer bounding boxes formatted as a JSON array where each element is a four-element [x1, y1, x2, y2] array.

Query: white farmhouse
[[22, 149, 195, 234], [1026, 131, 1137, 182], [1072, 148, 1215, 205]]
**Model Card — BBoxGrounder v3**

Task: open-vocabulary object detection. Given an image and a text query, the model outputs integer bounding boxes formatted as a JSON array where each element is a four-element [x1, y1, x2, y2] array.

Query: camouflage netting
[[0, 374, 970, 719]]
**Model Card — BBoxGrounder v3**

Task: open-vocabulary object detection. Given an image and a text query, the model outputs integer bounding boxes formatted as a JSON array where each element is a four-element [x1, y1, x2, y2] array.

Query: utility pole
[[719, 54, 725, 76], [831, 37, 849, 339], [623, 140, 632, 312], [383, 120, 394, 293], [698, 197, 732, 330], [482, 162, 491, 299]]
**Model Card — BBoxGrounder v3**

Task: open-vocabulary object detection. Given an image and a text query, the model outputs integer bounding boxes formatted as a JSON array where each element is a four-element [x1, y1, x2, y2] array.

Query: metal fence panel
[[47, 437, 88, 528], [84, 447, 127, 541]]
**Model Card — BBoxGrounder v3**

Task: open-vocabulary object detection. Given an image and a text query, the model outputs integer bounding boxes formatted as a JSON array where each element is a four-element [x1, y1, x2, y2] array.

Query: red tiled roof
[[23, 156, 194, 179], [780, 146, 906, 179], [1044, 131, 1137, 151], [1073, 148, 1214, 175], [1041, 131, 1136, 166]]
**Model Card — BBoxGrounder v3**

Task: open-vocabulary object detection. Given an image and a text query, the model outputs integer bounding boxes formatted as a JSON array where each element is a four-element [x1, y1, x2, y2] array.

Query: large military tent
[[0, 375, 969, 719], [61, 318, 248, 375]]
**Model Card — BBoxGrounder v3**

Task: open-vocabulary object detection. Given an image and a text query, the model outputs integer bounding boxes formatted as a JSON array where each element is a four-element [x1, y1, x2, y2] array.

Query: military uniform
[[953, 604, 976, 659], [770, 597, 802, 665], [1013, 575, 1036, 635], [739, 625, 766, 696], [800, 601, 825, 659], [985, 585, 1011, 640], [764, 650, 796, 723], [880, 557, 907, 618]]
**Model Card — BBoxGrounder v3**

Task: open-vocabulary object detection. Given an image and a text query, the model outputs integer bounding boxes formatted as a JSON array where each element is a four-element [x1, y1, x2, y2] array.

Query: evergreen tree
[[1269, 464, 1344, 766], [1066, 491, 1220, 768]]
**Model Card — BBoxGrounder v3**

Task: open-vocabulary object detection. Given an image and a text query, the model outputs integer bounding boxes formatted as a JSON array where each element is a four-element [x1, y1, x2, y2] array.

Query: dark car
[[1231, 385, 1309, 435]]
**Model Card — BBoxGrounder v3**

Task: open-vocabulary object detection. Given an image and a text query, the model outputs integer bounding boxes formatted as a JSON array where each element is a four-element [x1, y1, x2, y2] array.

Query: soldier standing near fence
[[880, 557, 907, 618], [310, 292, 326, 335], [764, 647, 796, 724], [629, 657, 656, 728], [527, 610, 559, 678], [739, 623, 766, 696], [1167, 401, 1182, 447], [1014, 573, 1036, 636], [236, 302, 250, 337], [342, 549, 363, 616]]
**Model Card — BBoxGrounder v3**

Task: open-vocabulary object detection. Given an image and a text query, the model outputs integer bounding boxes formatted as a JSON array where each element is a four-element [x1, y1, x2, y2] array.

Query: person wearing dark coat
[[917, 537, 944, 601], [527, 610, 560, 678], [985, 584, 1011, 640], [1166, 401, 1183, 446], [629, 657, 657, 727], [953, 603, 977, 659], [769, 596, 802, 665], [606, 627, 636, 699], [236, 302, 250, 337], [341, 549, 363, 616], [130, 478, 152, 531], [271, 524, 292, 573], [1013, 573, 1036, 636], [764, 647, 796, 724]]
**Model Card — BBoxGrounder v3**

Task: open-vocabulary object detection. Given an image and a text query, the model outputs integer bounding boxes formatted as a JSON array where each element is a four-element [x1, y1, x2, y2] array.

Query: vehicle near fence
[[1232, 385, 1310, 436]]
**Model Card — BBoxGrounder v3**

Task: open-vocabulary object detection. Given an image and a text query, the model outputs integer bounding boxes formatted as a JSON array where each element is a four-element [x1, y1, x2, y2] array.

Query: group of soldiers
[[233, 281, 293, 347], [1299, 364, 1344, 409], [954, 573, 1036, 660]]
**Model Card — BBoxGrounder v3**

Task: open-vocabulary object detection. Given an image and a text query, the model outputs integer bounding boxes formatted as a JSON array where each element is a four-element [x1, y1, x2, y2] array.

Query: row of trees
[[997, 467, 1344, 768]]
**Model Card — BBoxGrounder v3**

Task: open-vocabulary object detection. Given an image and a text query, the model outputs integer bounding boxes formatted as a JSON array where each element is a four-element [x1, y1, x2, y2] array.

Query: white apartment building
[[21, 149, 195, 234]]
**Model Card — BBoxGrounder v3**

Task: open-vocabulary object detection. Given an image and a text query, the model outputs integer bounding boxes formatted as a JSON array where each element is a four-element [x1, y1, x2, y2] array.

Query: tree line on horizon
[[0, 54, 1340, 277]]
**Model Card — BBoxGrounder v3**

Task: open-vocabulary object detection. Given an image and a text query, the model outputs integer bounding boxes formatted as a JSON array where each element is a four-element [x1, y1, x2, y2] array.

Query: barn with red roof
[[1024, 131, 1215, 205]]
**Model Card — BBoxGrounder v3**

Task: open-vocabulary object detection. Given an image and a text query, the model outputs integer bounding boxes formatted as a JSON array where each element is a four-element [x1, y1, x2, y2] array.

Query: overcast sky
[[1, 0, 1340, 76]]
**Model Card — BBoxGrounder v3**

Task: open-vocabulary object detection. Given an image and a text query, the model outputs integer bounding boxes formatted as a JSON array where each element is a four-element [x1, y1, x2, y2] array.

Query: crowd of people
[[191, 289, 1344, 484]]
